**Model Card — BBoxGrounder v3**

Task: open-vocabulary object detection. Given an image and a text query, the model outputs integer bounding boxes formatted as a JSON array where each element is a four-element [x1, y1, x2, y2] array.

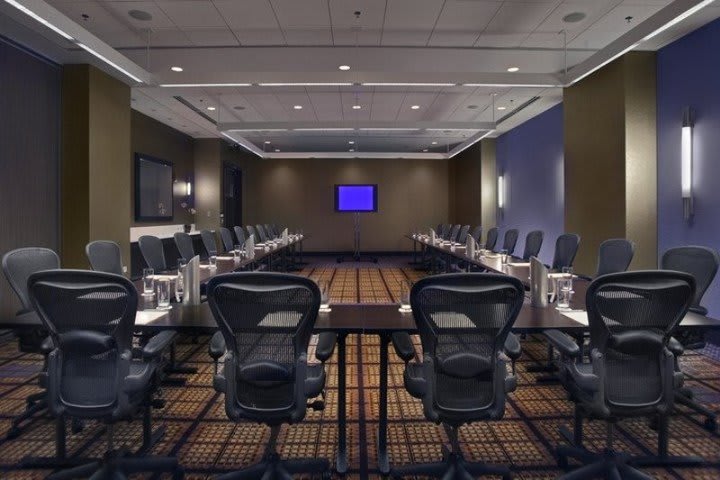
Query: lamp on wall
[[497, 174, 505, 212], [185, 180, 192, 197], [681, 107, 693, 220]]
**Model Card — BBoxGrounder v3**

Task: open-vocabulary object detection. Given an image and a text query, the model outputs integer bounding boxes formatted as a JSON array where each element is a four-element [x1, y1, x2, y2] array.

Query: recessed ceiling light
[[293, 105, 303, 110], [274, 148, 280, 152], [352, 105, 362, 110], [349, 148, 355, 152], [507, 67, 519, 72], [411, 105, 420, 110], [431, 141, 438, 145], [233, 106, 245, 110], [264, 140, 271, 144], [563, 12, 587, 23], [423, 149, 428, 152], [348, 140, 355, 145], [207, 106, 216, 111], [170, 66, 183, 72], [467, 105, 478, 110], [338, 65, 350, 71], [497, 106, 507, 111], [128, 9, 152, 21]]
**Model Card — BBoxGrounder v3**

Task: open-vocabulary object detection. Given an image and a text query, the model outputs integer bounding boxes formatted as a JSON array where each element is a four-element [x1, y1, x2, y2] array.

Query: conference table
[[5, 232, 720, 475]]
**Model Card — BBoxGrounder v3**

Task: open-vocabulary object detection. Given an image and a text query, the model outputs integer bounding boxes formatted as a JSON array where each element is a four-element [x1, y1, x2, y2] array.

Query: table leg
[[377, 333, 390, 475], [336, 333, 348, 475]]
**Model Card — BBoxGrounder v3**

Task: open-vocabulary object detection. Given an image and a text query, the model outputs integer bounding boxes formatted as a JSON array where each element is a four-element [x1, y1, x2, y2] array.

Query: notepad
[[560, 310, 589, 326], [135, 310, 169, 326], [508, 262, 531, 267]]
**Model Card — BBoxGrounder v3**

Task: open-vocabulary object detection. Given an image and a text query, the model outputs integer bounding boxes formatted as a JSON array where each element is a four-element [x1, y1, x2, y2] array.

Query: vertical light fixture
[[497, 174, 505, 210], [186, 180, 192, 196], [681, 107, 693, 220]]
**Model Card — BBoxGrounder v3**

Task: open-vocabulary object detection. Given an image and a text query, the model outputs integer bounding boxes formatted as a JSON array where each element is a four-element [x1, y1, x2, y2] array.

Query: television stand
[[337, 212, 377, 263]]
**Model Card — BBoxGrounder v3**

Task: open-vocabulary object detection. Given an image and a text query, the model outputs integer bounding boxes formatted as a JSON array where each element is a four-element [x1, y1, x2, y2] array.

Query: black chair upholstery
[[200, 230, 218, 256], [234, 226, 246, 246], [207, 273, 331, 479], [485, 227, 499, 251], [596, 239, 635, 277], [501, 228, 519, 255], [28, 270, 181, 480], [138, 235, 167, 272], [390, 273, 523, 480], [173, 232, 196, 263], [447, 224, 461, 243], [456, 225, 470, 244], [246, 225, 258, 243], [546, 271, 699, 479], [264, 224, 276, 239], [2, 247, 59, 440], [662, 246, 720, 431], [470, 226, 482, 244], [86, 241, 124, 276], [219, 227, 235, 252], [440, 224, 451, 240], [551, 233, 581, 271], [522, 230, 544, 260], [255, 224, 269, 243]]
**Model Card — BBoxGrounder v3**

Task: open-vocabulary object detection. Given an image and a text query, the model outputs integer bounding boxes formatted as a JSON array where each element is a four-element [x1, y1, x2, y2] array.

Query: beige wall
[[450, 143, 483, 227], [131, 110, 195, 227], [480, 138, 497, 241], [246, 157, 450, 252]]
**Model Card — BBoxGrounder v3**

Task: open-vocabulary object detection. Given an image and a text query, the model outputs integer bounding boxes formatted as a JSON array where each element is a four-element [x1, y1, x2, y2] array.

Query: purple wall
[[658, 18, 720, 319], [495, 104, 564, 265]]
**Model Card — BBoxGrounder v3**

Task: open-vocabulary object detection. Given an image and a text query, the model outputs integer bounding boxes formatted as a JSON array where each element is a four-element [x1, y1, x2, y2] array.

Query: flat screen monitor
[[135, 153, 174, 221], [335, 184, 378, 212]]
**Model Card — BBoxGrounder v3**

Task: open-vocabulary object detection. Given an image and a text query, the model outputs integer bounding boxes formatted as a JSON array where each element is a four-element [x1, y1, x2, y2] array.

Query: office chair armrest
[[567, 349, 601, 393], [504, 333, 521, 362], [40, 336, 54, 355], [668, 336, 684, 357], [391, 331, 416, 362], [209, 331, 226, 361], [543, 329, 581, 358], [142, 330, 177, 361], [315, 332, 337, 362]]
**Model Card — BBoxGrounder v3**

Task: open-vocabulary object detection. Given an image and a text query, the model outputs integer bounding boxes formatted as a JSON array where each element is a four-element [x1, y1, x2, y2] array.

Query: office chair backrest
[[138, 235, 167, 272], [435, 224, 443, 235], [174, 232, 196, 262], [28, 270, 138, 417], [485, 227, 499, 251], [201, 230, 218, 256], [2, 247, 60, 312], [522, 230, 544, 260], [661, 246, 720, 315], [551, 233, 581, 271], [502, 229, 519, 255], [246, 225, 258, 242], [470, 226, 482, 244], [207, 273, 321, 418], [596, 239, 635, 277], [440, 224, 451, 240], [457, 225, 470, 244], [219, 228, 235, 252], [410, 273, 524, 419], [234, 226, 246, 246], [586, 271, 694, 408], [264, 224, 275, 239], [448, 224, 461, 243], [255, 224, 268, 243], [86, 241, 124, 276]]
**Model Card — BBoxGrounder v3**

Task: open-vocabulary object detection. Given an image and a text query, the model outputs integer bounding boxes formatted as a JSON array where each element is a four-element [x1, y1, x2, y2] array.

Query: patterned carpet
[[0, 263, 719, 479]]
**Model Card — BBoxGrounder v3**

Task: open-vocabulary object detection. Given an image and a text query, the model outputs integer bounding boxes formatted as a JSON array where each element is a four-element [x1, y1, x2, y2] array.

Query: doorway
[[222, 162, 242, 229]]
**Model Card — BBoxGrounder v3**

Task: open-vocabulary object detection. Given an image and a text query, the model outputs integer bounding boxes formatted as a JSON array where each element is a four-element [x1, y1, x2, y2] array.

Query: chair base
[[391, 451, 512, 480], [6, 395, 47, 439], [675, 389, 717, 432], [557, 445, 653, 480], [216, 453, 330, 480]]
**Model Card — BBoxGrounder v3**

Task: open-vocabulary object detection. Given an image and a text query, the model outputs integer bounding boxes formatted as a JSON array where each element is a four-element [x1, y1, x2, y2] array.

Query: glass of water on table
[[556, 267, 574, 309]]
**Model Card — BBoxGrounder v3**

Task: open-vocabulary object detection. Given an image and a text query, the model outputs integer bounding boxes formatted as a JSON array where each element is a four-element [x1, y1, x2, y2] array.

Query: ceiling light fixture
[[4, 0, 74, 40], [227, 129, 288, 132], [352, 105, 362, 110], [159, 83, 252, 88], [359, 128, 420, 131], [507, 67, 519, 72], [462, 83, 562, 88], [411, 105, 420, 110], [293, 105, 303, 110], [77, 43, 144, 83], [563, 12, 587, 23], [349, 148, 355, 152], [423, 149, 428, 152], [349, 141, 355, 145], [274, 149, 280, 152], [294, 128, 355, 131], [497, 106, 507, 111], [431, 141, 438, 145], [207, 106, 216, 111], [362, 82, 456, 87], [170, 66, 183, 72], [264, 140, 271, 144], [258, 82, 353, 87], [338, 65, 350, 71]]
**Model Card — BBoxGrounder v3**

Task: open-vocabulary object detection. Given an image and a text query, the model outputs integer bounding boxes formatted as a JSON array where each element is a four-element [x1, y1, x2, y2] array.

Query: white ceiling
[[2, 0, 720, 156]]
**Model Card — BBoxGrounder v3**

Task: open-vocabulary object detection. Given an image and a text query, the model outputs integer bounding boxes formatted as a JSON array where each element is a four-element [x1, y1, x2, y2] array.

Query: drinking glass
[[399, 279, 412, 312], [319, 280, 331, 311], [175, 274, 184, 303], [500, 249, 509, 264], [156, 279, 171, 309], [209, 255, 217, 269], [142, 268, 155, 296], [556, 278, 572, 309], [562, 266, 574, 290], [177, 258, 187, 271]]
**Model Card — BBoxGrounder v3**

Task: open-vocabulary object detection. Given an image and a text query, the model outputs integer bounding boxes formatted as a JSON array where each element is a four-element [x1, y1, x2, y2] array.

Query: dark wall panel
[[0, 38, 61, 320]]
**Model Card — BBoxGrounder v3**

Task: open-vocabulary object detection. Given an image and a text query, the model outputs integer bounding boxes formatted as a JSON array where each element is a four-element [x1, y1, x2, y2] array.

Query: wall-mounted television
[[335, 184, 378, 212], [135, 153, 174, 221]]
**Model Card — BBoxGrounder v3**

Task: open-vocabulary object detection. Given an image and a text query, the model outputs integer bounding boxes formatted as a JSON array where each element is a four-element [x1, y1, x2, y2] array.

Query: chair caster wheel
[[704, 418, 717, 432], [6, 426, 21, 440]]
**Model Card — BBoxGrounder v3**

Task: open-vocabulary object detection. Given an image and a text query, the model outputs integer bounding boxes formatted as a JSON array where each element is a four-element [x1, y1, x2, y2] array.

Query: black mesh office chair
[[522, 230, 544, 260], [234, 226, 246, 246], [173, 232, 196, 262], [595, 239, 635, 277], [219, 227, 235, 252], [2, 247, 58, 439], [546, 271, 700, 478], [86, 241, 124, 276], [662, 246, 720, 431], [207, 273, 332, 480], [435, 223, 443, 235], [485, 227, 499, 251], [28, 270, 182, 480], [264, 223, 276, 239], [551, 233, 581, 271], [447, 224, 461, 243], [440, 224, 451, 240], [501, 228, 519, 255], [138, 235, 168, 272], [456, 225, 470, 244], [200, 229, 218, 256], [246, 225, 258, 243], [255, 224, 269, 243], [390, 273, 524, 480], [470, 226, 483, 244]]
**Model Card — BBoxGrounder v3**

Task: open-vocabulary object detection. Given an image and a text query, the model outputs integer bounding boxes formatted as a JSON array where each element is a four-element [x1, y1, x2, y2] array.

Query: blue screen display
[[336, 185, 377, 212]]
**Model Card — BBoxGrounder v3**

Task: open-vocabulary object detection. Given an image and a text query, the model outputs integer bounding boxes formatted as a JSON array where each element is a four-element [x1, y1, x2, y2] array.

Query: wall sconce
[[497, 174, 505, 210], [185, 180, 192, 197], [681, 108, 693, 220]]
